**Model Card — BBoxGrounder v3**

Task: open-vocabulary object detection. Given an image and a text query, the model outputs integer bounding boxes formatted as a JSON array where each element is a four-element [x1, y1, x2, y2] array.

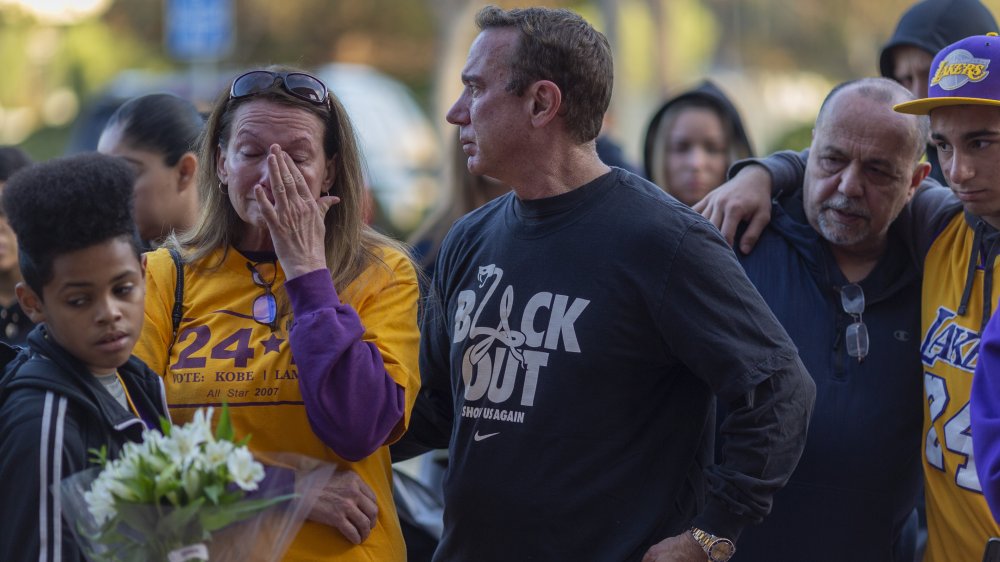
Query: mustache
[[821, 196, 870, 219]]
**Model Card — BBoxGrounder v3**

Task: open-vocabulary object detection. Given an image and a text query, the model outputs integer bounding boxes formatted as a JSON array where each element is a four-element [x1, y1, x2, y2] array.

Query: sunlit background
[[0, 0, 993, 235]]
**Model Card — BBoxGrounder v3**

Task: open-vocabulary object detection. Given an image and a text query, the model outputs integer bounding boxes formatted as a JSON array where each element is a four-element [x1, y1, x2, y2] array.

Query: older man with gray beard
[[719, 77, 932, 562]]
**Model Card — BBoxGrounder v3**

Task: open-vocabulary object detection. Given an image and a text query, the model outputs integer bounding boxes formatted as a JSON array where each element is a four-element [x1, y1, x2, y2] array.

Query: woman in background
[[98, 93, 203, 246], [642, 81, 753, 206]]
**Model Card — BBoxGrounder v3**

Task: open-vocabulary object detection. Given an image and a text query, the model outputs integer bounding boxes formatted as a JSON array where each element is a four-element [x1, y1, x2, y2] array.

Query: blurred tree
[[104, 0, 439, 105], [7, 0, 998, 159], [0, 3, 170, 156], [704, 0, 935, 80]]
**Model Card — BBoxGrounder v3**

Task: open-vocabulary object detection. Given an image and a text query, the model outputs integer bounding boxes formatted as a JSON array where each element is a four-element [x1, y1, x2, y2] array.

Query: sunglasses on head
[[230, 70, 330, 107]]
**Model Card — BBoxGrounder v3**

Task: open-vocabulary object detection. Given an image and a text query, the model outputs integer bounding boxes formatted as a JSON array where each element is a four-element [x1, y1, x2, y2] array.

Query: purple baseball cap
[[895, 33, 1000, 114]]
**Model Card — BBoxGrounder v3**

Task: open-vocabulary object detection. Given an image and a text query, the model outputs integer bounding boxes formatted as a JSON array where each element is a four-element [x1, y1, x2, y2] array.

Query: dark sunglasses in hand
[[230, 70, 330, 107]]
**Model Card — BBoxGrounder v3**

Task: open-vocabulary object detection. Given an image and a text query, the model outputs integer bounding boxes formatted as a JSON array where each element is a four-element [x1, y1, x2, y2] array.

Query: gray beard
[[816, 211, 871, 247]]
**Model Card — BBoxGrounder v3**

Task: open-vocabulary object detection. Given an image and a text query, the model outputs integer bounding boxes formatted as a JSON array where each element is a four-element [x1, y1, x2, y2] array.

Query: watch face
[[709, 539, 736, 561]]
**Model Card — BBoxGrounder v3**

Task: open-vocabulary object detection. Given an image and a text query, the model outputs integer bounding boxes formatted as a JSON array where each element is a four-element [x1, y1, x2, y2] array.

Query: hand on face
[[255, 144, 341, 280]]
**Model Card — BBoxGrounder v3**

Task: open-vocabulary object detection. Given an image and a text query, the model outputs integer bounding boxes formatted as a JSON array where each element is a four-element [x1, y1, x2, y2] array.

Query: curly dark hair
[[2, 152, 140, 294]]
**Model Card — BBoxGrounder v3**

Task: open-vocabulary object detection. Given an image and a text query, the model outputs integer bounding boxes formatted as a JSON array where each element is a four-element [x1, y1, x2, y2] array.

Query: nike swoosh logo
[[473, 431, 500, 442]]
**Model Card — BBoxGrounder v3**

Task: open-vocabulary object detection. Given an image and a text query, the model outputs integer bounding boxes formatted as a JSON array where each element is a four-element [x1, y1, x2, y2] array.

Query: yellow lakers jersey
[[921, 214, 1000, 562], [135, 246, 420, 562]]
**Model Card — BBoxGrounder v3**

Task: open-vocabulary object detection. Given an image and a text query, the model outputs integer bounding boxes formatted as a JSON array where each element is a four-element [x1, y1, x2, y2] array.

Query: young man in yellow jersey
[[891, 33, 1000, 562]]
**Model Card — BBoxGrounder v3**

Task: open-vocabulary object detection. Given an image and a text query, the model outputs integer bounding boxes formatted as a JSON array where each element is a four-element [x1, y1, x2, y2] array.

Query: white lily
[[227, 448, 265, 492]]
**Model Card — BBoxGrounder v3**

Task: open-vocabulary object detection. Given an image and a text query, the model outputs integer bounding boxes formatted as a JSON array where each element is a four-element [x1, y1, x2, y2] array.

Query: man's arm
[[895, 178, 961, 267], [700, 357, 814, 532], [391, 277, 456, 462], [642, 363, 813, 562], [643, 221, 815, 561], [693, 149, 809, 254]]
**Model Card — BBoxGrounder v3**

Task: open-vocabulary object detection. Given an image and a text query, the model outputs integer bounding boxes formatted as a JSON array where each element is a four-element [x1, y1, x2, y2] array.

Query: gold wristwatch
[[689, 527, 735, 562]]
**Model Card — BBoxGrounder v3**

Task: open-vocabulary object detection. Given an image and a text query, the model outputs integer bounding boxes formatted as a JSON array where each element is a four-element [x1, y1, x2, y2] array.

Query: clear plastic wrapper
[[58, 406, 335, 562]]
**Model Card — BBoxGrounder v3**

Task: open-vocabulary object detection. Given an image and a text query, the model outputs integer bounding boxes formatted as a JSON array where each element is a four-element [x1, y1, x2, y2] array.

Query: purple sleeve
[[285, 269, 405, 462], [972, 306, 1000, 521]]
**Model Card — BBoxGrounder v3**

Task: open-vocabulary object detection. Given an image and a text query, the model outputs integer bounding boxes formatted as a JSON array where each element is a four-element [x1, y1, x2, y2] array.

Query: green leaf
[[153, 471, 181, 502], [159, 416, 172, 436], [215, 402, 234, 442], [198, 493, 297, 531], [88, 445, 108, 467], [113, 502, 161, 537], [218, 489, 244, 504], [155, 497, 206, 538], [135, 458, 159, 502], [203, 484, 223, 505]]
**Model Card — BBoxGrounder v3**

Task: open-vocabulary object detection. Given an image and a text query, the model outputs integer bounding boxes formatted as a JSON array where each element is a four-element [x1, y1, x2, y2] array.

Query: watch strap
[[689, 527, 735, 562]]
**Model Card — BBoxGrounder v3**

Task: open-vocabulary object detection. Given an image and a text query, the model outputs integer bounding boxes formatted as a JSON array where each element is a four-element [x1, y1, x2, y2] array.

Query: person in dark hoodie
[[725, 78, 931, 562], [642, 81, 753, 206], [0, 152, 169, 562], [879, 0, 997, 183]]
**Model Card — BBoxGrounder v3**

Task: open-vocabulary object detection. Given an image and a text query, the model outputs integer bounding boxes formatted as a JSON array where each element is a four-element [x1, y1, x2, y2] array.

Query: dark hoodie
[[730, 189, 924, 561], [0, 324, 169, 562], [642, 81, 753, 192], [878, 0, 998, 183]]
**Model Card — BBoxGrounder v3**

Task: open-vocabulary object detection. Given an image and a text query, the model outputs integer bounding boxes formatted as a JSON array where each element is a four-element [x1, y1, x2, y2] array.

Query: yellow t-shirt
[[135, 245, 420, 562], [921, 214, 1000, 562]]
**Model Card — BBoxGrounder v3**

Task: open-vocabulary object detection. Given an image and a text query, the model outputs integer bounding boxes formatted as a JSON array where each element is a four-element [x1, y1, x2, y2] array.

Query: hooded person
[[878, 0, 998, 183], [642, 80, 753, 206]]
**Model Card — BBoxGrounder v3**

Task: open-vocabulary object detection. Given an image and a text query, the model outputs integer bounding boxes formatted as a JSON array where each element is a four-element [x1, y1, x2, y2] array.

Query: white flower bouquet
[[59, 406, 334, 562]]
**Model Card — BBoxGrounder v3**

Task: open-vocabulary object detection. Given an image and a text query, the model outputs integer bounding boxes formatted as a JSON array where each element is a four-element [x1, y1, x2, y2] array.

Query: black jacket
[[879, 0, 998, 183], [0, 324, 168, 562]]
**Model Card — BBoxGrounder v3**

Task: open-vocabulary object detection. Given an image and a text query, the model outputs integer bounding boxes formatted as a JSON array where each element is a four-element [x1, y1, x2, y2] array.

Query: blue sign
[[166, 0, 234, 61]]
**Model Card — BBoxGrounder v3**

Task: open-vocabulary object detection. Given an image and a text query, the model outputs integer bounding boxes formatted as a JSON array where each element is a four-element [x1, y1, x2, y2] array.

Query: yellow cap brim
[[894, 97, 1000, 115]]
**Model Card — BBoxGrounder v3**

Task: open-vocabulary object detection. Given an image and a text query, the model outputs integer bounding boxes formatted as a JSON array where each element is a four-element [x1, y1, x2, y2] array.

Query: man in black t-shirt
[[397, 6, 816, 562]]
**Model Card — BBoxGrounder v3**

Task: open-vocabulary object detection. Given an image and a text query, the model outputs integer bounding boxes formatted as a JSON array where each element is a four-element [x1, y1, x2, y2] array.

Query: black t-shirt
[[416, 168, 814, 561]]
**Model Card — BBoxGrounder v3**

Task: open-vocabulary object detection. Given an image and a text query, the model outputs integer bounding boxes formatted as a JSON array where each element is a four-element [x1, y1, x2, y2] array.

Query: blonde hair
[[174, 65, 409, 289]]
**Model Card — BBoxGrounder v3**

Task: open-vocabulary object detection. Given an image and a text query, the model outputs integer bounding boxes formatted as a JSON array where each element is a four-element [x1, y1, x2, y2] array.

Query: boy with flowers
[[73, 406, 297, 561], [0, 153, 169, 562]]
